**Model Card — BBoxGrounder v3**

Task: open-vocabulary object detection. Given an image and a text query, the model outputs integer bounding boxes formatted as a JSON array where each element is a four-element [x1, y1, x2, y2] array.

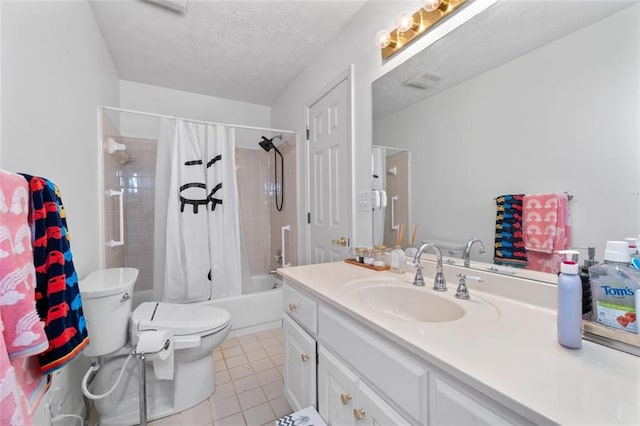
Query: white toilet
[[79, 267, 232, 425]]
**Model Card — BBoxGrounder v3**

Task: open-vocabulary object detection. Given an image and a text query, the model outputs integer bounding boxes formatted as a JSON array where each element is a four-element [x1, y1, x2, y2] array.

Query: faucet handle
[[413, 265, 425, 287], [455, 273, 484, 300]]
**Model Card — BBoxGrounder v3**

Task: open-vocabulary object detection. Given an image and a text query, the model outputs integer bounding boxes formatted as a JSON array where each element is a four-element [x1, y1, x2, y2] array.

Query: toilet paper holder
[[133, 333, 174, 426]]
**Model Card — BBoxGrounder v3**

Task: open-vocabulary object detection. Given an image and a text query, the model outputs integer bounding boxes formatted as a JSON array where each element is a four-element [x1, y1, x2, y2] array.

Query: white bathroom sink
[[356, 285, 465, 323], [341, 277, 500, 326]]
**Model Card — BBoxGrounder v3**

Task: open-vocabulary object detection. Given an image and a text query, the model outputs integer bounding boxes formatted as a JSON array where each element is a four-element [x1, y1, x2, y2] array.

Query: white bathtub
[[134, 274, 283, 337], [199, 274, 283, 337]]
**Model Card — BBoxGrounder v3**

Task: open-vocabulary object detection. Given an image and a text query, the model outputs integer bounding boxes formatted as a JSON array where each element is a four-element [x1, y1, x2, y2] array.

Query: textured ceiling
[[373, 1, 638, 120], [90, 0, 368, 106]]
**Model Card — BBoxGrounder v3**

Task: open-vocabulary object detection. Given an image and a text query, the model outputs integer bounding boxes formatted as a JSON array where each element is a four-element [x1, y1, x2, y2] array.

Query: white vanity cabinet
[[318, 305, 427, 424], [318, 346, 411, 426], [283, 280, 532, 425], [283, 284, 318, 411]]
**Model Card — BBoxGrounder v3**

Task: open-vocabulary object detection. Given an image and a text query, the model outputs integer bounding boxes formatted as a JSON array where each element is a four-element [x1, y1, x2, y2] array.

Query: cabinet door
[[354, 381, 411, 426], [283, 315, 317, 412], [318, 346, 358, 426]]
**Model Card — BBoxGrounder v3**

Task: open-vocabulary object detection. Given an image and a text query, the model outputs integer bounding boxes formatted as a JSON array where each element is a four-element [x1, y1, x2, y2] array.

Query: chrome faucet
[[413, 243, 447, 291], [463, 238, 486, 267]]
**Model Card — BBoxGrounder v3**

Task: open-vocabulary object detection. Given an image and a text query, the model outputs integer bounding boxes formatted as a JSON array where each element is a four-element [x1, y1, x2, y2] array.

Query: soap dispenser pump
[[557, 250, 582, 349]]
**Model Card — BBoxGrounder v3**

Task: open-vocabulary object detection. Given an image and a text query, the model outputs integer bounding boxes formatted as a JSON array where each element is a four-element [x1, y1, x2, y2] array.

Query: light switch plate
[[357, 191, 371, 212]]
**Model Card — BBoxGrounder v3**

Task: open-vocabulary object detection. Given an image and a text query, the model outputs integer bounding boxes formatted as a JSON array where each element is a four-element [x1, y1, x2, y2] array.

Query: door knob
[[332, 236, 348, 247], [340, 393, 352, 405], [301, 353, 310, 362], [353, 408, 365, 421]]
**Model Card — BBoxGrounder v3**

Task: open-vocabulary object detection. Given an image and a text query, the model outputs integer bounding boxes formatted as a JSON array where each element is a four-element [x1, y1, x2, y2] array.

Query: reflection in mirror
[[372, 1, 640, 283], [371, 146, 410, 248]]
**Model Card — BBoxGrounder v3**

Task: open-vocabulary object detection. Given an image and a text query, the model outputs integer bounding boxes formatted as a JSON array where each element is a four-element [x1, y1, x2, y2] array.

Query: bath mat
[[275, 405, 326, 426]]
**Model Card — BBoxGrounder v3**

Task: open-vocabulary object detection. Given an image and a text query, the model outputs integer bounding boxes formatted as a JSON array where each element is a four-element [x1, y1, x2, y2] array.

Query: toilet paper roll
[[136, 330, 173, 354], [136, 330, 175, 380]]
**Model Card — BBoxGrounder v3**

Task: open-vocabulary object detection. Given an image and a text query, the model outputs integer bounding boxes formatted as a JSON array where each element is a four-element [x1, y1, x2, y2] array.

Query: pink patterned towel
[[0, 170, 49, 422], [0, 170, 48, 358], [523, 193, 571, 273], [0, 333, 29, 426]]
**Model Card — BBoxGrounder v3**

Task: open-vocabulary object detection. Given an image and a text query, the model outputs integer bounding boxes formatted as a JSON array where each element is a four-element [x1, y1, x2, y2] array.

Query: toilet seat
[[132, 302, 231, 337]]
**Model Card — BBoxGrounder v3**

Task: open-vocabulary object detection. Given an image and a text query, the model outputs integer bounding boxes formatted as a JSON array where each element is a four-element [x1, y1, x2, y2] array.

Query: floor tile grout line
[[213, 327, 286, 426]]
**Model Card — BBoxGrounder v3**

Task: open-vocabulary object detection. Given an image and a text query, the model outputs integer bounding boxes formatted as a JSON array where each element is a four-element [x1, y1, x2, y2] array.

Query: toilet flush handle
[[120, 293, 130, 303]]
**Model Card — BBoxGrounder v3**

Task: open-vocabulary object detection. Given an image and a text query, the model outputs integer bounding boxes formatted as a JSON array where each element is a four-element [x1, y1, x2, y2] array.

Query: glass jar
[[364, 248, 375, 265], [354, 247, 367, 263], [373, 248, 386, 267]]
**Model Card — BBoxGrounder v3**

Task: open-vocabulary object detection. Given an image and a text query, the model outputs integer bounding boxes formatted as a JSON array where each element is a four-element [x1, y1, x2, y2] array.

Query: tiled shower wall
[[103, 115, 126, 270], [236, 148, 272, 276], [121, 138, 157, 292], [103, 133, 157, 292], [269, 138, 298, 270], [235, 141, 298, 276], [383, 151, 409, 248]]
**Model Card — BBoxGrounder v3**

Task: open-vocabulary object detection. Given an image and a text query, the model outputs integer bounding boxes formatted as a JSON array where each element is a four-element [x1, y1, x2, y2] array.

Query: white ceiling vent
[[140, 0, 188, 15], [402, 72, 443, 90]]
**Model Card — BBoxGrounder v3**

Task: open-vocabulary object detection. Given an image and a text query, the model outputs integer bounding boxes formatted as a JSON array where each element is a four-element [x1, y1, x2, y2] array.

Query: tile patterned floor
[[149, 327, 291, 426]]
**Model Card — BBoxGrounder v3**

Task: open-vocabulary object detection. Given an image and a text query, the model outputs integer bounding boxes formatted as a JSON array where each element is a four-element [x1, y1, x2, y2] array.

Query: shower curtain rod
[[100, 105, 297, 135]]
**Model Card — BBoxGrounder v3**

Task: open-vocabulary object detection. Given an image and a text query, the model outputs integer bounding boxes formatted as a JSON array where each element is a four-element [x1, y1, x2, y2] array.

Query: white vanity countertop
[[278, 261, 640, 426]]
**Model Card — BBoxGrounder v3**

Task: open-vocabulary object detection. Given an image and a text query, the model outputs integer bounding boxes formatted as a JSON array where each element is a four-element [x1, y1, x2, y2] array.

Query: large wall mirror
[[372, 1, 640, 282]]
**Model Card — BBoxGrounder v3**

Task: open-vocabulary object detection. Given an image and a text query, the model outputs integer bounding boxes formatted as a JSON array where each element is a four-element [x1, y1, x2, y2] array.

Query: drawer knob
[[340, 393, 352, 405], [288, 303, 298, 311], [353, 408, 365, 421], [301, 353, 310, 362]]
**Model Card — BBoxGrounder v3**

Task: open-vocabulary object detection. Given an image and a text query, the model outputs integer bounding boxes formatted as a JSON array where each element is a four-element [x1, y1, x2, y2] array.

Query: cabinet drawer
[[283, 283, 318, 335], [318, 306, 428, 423], [430, 374, 534, 426]]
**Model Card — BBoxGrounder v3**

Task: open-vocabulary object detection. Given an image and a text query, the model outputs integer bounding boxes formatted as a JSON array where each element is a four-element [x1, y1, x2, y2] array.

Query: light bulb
[[422, 0, 443, 12], [375, 29, 392, 49], [396, 12, 415, 33]]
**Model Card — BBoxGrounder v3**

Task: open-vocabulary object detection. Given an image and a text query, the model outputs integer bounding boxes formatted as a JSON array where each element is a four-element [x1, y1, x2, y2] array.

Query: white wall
[[118, 80, 274, 148], [271, 0, 496, 261], [1, 1, 120, 423], [374, 5, 640, 262], [1, 0, 120, 276]]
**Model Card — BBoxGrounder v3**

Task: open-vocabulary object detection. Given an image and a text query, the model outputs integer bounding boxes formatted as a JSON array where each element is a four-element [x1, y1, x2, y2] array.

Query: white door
[[283, 315, 317, 412], [307, 77, 351, 263]]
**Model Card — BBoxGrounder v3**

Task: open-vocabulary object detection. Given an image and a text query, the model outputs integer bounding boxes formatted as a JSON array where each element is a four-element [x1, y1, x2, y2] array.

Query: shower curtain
[[159, 119, 243, 302]]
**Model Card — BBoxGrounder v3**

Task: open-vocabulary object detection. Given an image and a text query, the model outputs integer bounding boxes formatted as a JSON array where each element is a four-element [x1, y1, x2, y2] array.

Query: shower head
[[259, 136, 276, 152]]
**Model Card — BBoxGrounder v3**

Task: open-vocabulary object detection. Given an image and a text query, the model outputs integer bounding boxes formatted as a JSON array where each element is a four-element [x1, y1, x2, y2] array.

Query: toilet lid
[[132, 302, 231, 336]]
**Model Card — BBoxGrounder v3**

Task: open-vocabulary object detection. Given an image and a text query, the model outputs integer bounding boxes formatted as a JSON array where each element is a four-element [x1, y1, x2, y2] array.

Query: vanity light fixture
[[376, 0, 467, 60]]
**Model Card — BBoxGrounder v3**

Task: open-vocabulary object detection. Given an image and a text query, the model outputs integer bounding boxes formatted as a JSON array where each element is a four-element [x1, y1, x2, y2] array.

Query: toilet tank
[[79, 268, 138, 357]]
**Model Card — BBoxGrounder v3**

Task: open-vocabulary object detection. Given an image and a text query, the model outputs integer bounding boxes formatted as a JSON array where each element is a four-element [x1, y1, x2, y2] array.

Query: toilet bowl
[[80, 268, 231, 425]]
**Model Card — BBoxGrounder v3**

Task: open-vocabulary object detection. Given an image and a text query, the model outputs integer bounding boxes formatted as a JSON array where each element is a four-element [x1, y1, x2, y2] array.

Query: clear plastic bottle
[[589, 241, 639, 334], [557, 250, 582, 349], [390, 245, 407, 274]]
